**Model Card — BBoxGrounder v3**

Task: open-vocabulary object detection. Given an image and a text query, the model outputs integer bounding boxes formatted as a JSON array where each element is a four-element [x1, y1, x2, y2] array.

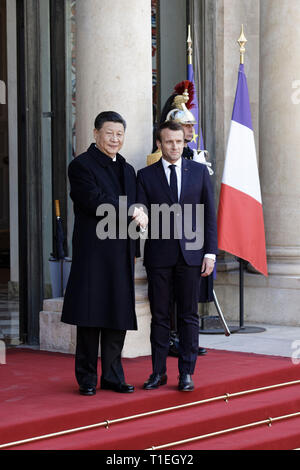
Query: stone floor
[[198, 322, 300, 359]]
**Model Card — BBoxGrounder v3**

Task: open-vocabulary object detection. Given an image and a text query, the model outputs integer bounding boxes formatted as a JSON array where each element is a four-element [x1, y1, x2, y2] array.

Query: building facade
[[0, 0, 299, 346]]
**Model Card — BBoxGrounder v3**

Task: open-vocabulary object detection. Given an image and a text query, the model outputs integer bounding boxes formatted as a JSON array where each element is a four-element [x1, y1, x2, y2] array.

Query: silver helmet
[[165, 81, 197, 125]]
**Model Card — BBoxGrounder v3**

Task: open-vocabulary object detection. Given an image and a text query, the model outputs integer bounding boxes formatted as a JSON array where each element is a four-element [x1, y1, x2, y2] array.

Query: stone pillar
[[76, 0, 153, 170], [260, 0, 300, 277]]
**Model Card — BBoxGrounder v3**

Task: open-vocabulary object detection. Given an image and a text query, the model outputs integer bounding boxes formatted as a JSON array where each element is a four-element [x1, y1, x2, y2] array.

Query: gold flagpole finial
[[187, 24, 193, 65], [237, 24, 247, 64]]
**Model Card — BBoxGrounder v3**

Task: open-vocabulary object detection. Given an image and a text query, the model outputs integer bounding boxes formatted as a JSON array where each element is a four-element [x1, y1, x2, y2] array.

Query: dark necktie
[[169, 164, 178, 202]]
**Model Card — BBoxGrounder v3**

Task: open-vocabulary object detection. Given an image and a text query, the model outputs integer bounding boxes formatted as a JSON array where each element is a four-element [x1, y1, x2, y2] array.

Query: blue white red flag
[[217, 64, 268, 276]]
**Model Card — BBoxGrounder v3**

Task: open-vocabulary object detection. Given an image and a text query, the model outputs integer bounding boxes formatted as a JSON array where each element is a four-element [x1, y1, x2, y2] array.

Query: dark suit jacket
[[61, 144, 138, 330], [137, 157, 218, 268]]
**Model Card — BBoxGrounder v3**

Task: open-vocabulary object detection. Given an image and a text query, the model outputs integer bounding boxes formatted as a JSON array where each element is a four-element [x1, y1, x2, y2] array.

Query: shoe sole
[[101, 384, 135, 393]]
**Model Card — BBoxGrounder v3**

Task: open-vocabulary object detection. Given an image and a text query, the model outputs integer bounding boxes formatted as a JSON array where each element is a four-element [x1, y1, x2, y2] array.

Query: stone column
[[76, 0, 153, 170], [260, 0, 300, 278]]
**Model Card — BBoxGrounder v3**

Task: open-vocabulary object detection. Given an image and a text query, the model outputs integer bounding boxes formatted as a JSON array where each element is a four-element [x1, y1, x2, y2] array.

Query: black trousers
[[75, 326, 126, 388], [146, 252, 201, 376]]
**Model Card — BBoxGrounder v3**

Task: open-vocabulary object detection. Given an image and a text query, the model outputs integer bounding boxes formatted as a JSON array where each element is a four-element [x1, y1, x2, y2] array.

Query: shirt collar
[[94, 144, 117, 162], [161, 156, 182, 171]]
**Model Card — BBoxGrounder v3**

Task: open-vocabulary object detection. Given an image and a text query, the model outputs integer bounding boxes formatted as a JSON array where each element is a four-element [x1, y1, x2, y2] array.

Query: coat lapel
[[88, 144, 126, 196], [119, 155, 132, 200], [88, 144, 110, 169], [179, 157, 190, 204]]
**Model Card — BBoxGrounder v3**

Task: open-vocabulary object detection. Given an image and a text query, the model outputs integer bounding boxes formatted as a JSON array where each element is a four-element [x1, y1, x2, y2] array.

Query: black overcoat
[[61, 144, 138, 330]]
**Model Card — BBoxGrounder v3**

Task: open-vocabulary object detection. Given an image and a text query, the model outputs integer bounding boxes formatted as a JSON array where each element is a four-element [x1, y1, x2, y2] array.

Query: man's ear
[[156, 140, 161, 150]]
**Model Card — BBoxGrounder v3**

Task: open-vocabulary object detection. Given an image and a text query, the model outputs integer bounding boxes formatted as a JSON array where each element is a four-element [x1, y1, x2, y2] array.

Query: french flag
[[217, 64, 268, 277]]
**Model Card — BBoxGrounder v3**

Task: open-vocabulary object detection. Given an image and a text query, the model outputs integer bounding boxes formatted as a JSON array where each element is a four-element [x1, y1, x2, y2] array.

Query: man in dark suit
[[62, 111, 145, 396], [137, 120, 218, 391], [156, 81, 215, 355]]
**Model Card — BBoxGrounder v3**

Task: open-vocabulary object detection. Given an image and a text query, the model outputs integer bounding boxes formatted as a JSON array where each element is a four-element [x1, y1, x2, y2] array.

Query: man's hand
[[201, 257, 215, 277], [132, 207, 148, 230]]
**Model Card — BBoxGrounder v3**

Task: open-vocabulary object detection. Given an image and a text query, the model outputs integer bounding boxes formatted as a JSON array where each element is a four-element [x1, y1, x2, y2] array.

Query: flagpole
[[237, 27, 246, 330], [239, 258, 245, 329], [187, 24, 192, 66], [187, 24, 200, 152], [187, 24, 203, 152], [238, 24, 247, 65]]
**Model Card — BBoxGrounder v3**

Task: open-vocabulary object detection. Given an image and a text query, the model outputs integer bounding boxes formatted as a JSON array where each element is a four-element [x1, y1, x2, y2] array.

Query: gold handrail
[[146, 411, 300, 450], [1, 379, 300, 449]]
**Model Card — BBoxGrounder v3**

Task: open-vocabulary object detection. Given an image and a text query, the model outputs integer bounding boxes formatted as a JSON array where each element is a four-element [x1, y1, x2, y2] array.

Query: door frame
[[17, 0, 68, 344], [17, 0, 43, 344]]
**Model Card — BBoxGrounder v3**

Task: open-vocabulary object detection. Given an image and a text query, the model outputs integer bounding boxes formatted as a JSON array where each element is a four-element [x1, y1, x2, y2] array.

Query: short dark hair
[[94, 111, 127, 131], [156, 120, 184, 142]]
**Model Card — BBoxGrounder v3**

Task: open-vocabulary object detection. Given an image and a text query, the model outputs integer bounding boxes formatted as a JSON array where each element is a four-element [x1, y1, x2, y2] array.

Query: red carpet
[[1, 348, 300, 450]]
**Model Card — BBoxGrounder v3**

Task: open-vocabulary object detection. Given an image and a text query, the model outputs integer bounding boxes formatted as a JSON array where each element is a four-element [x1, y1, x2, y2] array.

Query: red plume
[[173, 80, 195, 109]]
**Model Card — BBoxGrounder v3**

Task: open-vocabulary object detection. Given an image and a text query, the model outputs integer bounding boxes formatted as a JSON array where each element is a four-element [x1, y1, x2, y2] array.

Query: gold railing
[[146, 411, 300, 450]]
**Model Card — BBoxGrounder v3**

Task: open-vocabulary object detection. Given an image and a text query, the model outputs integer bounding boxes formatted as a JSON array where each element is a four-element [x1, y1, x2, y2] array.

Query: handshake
[[132, 206, 148, 231]]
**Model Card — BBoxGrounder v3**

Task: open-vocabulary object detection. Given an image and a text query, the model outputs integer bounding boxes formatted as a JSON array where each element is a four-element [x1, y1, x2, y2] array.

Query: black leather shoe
[[79, 386, 96, 396], [101, 379, 134, 393], [178, 374, 194, 392], [143, 373, 167, 390], [198, 347, 207, 356]]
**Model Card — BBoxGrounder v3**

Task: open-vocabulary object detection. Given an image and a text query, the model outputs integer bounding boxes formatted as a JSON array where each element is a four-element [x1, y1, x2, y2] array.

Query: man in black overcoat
[[62, 111, 146, 396]]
